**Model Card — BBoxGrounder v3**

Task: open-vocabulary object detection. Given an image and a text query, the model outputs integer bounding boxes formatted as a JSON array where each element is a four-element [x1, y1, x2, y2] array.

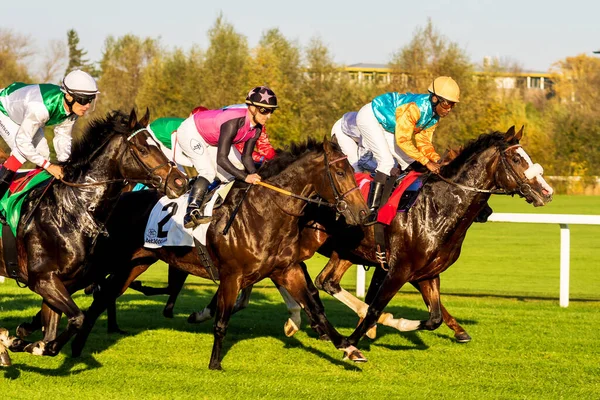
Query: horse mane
[[441, 131, 508, 176], [62, 111, 131, 175], [259, 138, 333, 179]]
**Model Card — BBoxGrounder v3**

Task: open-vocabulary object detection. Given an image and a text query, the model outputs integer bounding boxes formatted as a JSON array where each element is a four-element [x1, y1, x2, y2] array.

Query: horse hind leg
[[0, 328, 12, 366], [275, 284, 301, 337]]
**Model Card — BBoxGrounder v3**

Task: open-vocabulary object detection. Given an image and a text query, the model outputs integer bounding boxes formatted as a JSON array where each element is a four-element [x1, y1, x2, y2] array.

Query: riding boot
[[183, 176, 212, 229], [0, 166, 16, 225], [364, 171, 388, 226]]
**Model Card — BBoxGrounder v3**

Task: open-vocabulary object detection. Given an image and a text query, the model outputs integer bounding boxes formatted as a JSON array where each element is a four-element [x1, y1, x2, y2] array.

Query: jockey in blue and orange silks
[[332, 76, 460, 224], [175, 86, 278, 228]]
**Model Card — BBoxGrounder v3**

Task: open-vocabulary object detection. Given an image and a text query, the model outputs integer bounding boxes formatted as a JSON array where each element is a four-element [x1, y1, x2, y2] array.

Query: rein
[[255, 152, 360, 214], [436, 144, 525, 196]]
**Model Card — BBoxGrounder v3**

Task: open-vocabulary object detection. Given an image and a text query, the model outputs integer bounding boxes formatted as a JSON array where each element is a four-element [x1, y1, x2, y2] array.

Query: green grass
[[1, 195, 599, 399]]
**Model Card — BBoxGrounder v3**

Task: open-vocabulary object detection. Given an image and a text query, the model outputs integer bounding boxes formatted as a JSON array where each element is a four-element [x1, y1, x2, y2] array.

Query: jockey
[[176, 86, 278, 228], [343, 76, 460, 224], [223, 104, 277, 165], [0, 70, 99, 201]]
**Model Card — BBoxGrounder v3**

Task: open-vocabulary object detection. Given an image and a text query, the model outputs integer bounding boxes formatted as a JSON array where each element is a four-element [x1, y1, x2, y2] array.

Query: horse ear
[[330, 134, 339, 146], [515, 125, 524, 141], [129, 109, 138, 130], [323, 134, 332, 153], [504, 125, 516, 142], [139, 107, 150, 127]]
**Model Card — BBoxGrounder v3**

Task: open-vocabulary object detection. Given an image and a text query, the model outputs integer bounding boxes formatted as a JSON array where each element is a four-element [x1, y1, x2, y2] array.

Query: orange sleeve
[[394, 103, 430, 165], [415, 125, 440, 163]]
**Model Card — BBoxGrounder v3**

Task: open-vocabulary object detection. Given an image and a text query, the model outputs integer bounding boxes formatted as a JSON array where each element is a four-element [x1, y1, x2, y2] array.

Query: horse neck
[[57, 138, 126, 223], [412, 146, 499, 233], [267, 152, 324, 214]]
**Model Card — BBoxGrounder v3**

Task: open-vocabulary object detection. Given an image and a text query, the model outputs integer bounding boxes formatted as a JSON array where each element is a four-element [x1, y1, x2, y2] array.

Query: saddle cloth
[[356, 171, 422, 225], [143, 182, 233, 248]]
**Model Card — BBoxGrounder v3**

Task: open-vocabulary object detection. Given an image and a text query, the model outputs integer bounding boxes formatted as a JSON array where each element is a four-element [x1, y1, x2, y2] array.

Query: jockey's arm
[[216, 121, 254, 181], [394, 103, 430, 166], [414, 126, 441, 164], [14, 103, 52, 169], [53, 117, 76, 162], [241, 129, 260, 173]]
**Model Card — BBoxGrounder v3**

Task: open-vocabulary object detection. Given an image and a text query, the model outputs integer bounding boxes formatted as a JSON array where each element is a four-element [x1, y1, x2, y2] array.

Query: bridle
[[60, 128, 178, 193], [437, 144, 536, 198]]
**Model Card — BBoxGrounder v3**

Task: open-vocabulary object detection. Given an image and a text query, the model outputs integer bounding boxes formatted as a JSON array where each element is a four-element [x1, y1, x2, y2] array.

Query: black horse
[[0, 109, 188, 367], [62, 138, 369, 370]]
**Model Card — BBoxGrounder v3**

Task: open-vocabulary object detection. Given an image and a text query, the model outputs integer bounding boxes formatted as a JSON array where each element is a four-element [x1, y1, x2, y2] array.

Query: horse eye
[[512, 156, 521, 164], [336, 170, 345, 177], [137, 145, 149, 155]]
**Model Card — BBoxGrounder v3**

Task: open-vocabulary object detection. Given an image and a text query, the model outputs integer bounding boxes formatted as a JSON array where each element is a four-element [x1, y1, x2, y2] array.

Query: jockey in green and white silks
[[0, 70, 99, 208]]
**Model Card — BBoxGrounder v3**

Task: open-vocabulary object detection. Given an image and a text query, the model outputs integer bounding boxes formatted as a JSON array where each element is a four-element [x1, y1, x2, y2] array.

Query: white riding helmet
[[61, 70, 100, 97]]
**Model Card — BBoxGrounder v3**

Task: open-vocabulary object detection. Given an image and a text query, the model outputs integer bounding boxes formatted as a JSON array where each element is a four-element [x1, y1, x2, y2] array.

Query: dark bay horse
[[0, 110, 188, 366], [186, 126, 554, 344], [66, 138, 369, 370]]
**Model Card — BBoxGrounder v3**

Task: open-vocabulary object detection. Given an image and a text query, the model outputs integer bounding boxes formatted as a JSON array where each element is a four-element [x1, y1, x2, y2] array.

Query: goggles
[[437, 97, 456, 110], [256, 106, 275, 115], [72, 94, 96, 106]]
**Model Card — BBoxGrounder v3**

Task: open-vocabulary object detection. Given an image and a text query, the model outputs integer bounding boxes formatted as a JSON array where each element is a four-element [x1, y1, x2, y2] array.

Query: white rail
[[356, 213, 600, 307]]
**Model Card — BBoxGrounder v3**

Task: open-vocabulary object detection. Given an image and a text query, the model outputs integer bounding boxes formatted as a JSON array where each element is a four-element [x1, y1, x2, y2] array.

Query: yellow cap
[[428, 76, 460, 103]]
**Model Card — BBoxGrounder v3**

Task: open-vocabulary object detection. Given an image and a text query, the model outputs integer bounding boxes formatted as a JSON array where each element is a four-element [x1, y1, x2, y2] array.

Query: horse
[[176, 126, 553, 344], [0, 109, 188, 367], [61, 137, 370, 370]]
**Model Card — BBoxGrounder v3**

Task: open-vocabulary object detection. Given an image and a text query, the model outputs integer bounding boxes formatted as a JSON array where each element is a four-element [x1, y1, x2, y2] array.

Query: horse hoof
[[0, 351, 11, 367], [343, 346, 367, 363], [188, 310, 212, 324], [163, 307, 174, 319], [208, 361, 223, 371], [284, 318, 299, 337], [366, 324, 377, 340], [24, 341, 46, 356], [0, 328, 9, 344], [455, 332, 472, 343]]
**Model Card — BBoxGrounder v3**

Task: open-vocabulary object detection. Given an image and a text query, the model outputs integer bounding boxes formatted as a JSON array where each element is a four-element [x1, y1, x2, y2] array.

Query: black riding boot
[[183, 177, 212, 229], [365, 171, 388, 226], [0, 166, 16, 225]]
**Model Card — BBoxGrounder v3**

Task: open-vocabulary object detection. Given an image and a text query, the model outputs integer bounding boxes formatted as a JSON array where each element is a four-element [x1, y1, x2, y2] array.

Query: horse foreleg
[[275, 284, 301, 337], [315, 254, 379, 338], [209, 276, 240, 370], [347, 271, 408, 347], [412, 280, 471, 342], [29, 274, 84, 357], [272, 264, 366, 363], [16, 309, 43, 339]]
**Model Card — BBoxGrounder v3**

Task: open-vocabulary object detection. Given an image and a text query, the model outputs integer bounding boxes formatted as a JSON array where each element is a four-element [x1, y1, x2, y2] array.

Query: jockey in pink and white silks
[[0, 70, 99, 206], [176, 86, 278, 228]]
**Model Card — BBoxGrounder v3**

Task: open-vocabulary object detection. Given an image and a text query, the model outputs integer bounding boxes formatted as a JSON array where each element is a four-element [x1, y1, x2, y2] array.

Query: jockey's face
[[64, 94, 93, 117], [433, 96, 456, 118], [248, 105, 273, 126]]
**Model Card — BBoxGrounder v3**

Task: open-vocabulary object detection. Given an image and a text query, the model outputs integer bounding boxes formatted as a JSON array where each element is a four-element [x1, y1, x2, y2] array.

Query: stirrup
[[364, 211, 379, 226], [183, 208, 212, 229]]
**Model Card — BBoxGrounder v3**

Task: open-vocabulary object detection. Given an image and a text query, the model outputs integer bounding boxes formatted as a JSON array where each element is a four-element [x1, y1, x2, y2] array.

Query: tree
[[200, 15, 249, 108], [0, 29, 33, 87], [65, 29, 96, 76], [93, 34, 159, 118], [40, 39, 67, 83]]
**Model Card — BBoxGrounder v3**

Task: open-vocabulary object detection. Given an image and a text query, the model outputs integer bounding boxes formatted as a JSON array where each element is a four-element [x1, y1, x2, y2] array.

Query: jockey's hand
[[47, 164, 64, 179], [245, 173, 262, 184], [390, 167, 401, 177], [425, 161, 441, 175]]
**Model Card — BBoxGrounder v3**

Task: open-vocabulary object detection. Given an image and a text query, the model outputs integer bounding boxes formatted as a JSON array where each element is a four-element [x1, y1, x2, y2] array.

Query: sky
[[4, 0, 599, 75]]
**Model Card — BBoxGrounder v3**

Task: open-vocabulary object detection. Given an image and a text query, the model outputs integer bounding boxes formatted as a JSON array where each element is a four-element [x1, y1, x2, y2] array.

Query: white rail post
[[559, 224, 570, 308], [356, 265, 366, 297]]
